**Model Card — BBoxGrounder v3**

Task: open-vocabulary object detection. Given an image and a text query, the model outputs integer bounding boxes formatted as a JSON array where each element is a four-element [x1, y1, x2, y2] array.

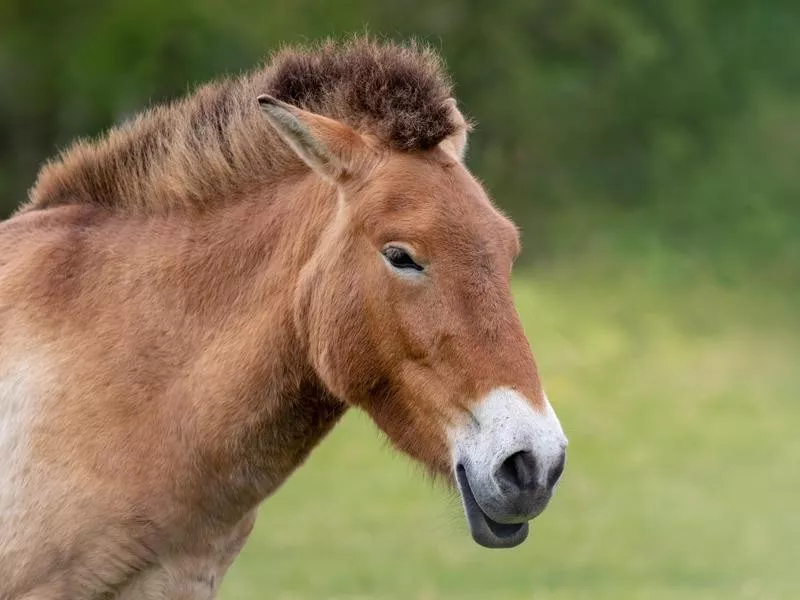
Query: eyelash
[[382, 246, 424, 272]]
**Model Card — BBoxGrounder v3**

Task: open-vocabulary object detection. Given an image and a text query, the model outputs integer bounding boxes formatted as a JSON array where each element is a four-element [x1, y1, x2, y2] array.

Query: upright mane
[[24, 38, 460, 214]]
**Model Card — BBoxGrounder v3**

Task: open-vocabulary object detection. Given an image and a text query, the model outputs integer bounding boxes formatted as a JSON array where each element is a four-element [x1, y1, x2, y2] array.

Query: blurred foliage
[[1, 0, 798, 284]]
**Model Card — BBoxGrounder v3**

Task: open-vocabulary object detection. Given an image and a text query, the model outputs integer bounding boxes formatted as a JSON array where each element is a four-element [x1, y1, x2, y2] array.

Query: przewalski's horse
[[0, 39, 567, 598]]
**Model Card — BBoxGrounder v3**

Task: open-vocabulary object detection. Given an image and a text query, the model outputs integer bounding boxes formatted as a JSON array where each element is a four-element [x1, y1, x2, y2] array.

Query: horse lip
[[455, 464, 529, 549]]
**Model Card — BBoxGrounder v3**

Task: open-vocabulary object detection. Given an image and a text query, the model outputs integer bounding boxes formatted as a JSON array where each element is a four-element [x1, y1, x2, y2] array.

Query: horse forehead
[[368, 154, 505, 232], [372, 149, 463, 194]]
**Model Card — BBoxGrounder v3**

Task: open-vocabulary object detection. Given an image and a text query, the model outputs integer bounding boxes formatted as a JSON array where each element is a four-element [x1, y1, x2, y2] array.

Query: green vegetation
[[2, 1, 797, 598], [220, 271, 799, 599]]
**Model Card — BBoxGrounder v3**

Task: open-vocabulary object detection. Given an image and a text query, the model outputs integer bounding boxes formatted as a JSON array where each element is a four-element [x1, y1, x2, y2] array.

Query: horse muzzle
[[450, 387, 567, 548]]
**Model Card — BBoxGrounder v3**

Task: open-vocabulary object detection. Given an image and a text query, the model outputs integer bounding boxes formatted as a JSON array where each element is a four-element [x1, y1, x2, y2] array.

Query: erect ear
[[439, 98, 472, 161], [257, 94, 372, 182]]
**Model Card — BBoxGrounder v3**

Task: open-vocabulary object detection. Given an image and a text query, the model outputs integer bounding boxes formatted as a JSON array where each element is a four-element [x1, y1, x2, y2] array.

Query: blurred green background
[[2, 1, 797, 598]]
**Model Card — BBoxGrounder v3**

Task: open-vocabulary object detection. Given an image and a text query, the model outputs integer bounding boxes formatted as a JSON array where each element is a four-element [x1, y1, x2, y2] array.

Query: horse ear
[[439, 98, 471, 161], [257, 94, 372, 182]]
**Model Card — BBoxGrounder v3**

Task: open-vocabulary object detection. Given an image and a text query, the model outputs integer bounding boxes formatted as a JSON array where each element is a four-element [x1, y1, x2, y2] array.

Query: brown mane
[[24, 38, 459, 214]]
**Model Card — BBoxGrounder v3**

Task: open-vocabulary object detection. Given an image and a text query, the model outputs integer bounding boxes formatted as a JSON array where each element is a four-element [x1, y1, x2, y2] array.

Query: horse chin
[[455, 465, 529, 549]]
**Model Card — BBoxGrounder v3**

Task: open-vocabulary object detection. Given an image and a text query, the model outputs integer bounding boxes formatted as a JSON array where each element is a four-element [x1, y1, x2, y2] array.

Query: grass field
[[219, 263, 799, 600]]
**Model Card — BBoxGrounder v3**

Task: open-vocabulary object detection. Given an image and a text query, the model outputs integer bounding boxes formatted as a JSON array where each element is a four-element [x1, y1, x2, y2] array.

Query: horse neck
[[131, 172, 346, 515]]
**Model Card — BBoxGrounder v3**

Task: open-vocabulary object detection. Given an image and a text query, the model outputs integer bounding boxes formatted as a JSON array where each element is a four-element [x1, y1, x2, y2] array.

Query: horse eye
[[382, 246, 423, 271]]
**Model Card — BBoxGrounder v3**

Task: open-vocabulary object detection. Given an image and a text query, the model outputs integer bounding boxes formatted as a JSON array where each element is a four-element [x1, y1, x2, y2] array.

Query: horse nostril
[[547, 451, 566, 489], [497, 450, 538, 492]]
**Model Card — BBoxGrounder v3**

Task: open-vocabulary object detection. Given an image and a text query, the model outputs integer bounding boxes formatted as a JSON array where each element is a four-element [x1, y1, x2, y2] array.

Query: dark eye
[[382, 246, 423, 271]]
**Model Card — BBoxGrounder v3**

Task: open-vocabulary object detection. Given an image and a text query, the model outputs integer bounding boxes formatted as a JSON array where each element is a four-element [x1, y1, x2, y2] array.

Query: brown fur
[[0, 38, 541, 599], [25, 38, 459, 215]]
